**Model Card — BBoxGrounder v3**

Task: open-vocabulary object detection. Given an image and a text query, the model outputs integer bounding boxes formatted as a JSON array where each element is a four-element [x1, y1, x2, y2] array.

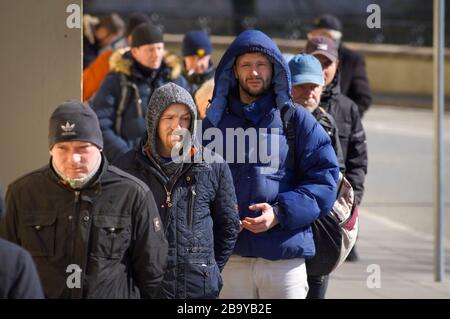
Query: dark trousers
[[306, 275, 329, 299]]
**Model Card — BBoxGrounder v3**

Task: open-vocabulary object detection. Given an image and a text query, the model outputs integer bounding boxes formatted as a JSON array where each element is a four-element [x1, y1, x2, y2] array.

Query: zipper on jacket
[[165, 190, 172, 208], [71, 190, 81, 298], [74, 191, 80, 203], [162, 185, 174, 234], [187, 185, 196, 230]]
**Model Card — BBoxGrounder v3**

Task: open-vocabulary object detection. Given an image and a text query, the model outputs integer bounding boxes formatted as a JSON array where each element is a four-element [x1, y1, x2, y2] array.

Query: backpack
[[281, 103, 358, 276], [86, 73, 143, 137]]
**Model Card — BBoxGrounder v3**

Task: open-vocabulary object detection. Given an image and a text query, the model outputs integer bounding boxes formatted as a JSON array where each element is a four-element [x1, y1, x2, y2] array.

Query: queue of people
[[0, 12, 369, 299]]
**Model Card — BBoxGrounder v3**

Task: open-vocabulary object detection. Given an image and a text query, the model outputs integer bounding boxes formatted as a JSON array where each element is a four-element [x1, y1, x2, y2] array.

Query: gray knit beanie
[[146, 83, 198, 172]]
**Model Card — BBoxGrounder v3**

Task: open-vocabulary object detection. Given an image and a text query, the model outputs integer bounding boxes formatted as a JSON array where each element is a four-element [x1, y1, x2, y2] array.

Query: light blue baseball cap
[[288, 54, 324, 86]]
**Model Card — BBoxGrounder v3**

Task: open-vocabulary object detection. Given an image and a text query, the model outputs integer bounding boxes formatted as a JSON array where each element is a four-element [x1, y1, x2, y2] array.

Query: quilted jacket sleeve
[[211, 162, 240, 272], [130, 187, 168, 298]]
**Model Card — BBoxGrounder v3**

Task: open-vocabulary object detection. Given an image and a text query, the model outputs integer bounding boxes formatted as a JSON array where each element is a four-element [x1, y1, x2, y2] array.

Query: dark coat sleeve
[[130, 188, 168, 299], [341, 48, 372, 117], [345, 103, 368, 204], [316, 109, 346, 173], [211, 162, 240, 272], [0, 190, 44, 299], [90, 73, 131, 162], [0, 187, 20, 244]]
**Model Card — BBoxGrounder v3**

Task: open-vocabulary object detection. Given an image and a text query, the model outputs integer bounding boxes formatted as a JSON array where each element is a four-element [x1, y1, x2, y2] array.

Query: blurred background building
[[84, 0, 449, 47]]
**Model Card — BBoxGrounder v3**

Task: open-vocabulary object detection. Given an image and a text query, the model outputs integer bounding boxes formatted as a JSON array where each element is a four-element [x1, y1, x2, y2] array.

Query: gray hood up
[[145, 83, 198, 176]]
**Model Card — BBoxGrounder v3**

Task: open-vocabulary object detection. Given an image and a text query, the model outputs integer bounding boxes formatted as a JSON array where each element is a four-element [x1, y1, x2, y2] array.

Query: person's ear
[[130, 46, 138, 58]]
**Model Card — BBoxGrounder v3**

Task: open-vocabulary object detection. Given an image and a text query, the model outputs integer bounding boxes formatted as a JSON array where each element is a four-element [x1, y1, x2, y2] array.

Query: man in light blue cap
[[289, 54, 324, 113], [288, 54, 345, 299], [288, 54, 343, 167]]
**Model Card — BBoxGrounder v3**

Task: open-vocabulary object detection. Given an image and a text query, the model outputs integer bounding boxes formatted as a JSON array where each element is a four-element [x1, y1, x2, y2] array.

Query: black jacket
[[0, 238, 44, 299], [339, 45, 372, 117], [320, 73, 368, 204], [183, 64, 215, 95], [116, 146, 240, 299], [312, 106, 345, 173], [0, 155, 168, 299]]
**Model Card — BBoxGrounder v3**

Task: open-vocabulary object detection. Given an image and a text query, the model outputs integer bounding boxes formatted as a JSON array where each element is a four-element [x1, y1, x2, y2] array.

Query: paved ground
[[327, 105, 450, 299], [327, 210, 450, 298]]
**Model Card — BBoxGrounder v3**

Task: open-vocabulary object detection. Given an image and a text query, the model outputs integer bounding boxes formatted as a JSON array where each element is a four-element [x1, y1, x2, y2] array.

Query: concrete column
[[0, 0, 82, 187]]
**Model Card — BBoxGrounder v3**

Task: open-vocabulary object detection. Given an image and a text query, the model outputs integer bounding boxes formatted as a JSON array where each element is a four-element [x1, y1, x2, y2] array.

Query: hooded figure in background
[[116, 83, 240, 299]]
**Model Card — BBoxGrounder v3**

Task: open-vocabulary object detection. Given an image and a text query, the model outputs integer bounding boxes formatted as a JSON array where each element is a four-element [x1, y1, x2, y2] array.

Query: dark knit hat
[[126, 12, 151, 36], [182, 30, 212, 57], [312, 14, 343, 32], [131, 23, 163, 47], [48, 100, 103, 149]]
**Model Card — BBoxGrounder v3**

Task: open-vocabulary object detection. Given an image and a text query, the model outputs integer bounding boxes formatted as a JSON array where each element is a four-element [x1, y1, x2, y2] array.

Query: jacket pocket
[[22, 211, 57, 257], [185, 260, 222, 299], [338, 123, 351, 151], [91, 215, 131, 259]]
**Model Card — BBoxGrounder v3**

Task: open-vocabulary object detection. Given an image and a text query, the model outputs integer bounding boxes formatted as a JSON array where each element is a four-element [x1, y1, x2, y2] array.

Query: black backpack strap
[[129, 81, 143, 118], [280, 103, 297, 169], [115, 73, 131, 136]]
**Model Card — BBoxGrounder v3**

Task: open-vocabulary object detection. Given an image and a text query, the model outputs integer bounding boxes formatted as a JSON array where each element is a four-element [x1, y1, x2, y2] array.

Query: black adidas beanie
[[131, 22, 163, 47], [48, 100, 103, 149]]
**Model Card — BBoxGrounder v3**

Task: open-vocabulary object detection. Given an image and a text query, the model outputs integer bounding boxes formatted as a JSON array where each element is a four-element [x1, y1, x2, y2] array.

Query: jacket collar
[[47, 153, 108, 192], [228, 88, 276, 125], [321, 70, 341, 103]]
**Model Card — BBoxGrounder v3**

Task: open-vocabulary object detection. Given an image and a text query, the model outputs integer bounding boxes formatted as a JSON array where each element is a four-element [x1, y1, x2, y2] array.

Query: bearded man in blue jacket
[[202, 30, 339, 299]]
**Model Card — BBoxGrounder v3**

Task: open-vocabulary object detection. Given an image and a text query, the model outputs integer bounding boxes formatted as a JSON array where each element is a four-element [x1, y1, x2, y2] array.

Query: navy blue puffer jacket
[[202, 30, 339, 261]]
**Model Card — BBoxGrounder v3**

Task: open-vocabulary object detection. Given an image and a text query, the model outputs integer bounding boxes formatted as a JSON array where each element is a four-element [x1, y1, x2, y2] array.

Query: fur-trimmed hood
[[109, 47, 183, 80]]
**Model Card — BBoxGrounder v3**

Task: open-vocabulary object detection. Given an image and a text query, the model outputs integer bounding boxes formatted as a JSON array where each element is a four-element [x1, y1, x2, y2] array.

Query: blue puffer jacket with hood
[[202, 30, 339, 260]]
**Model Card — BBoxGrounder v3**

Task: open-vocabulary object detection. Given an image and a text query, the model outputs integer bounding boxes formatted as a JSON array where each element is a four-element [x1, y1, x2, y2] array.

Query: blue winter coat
[[116, 145, 240, 299], [202, 30, 339, 260], [90, 50, 188, 163]]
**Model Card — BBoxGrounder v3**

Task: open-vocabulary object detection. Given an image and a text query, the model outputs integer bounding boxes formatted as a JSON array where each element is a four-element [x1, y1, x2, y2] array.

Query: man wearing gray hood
[[116, 83, 240, 299]]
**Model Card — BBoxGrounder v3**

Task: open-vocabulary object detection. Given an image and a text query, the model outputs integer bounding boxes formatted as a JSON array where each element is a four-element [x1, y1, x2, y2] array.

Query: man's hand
[[241, 203, 279, 233]]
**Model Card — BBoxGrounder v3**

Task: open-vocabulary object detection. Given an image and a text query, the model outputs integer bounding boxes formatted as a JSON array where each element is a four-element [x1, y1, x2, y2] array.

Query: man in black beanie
[[0, 100, 168, 298], [91, 23, 188, 163]]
